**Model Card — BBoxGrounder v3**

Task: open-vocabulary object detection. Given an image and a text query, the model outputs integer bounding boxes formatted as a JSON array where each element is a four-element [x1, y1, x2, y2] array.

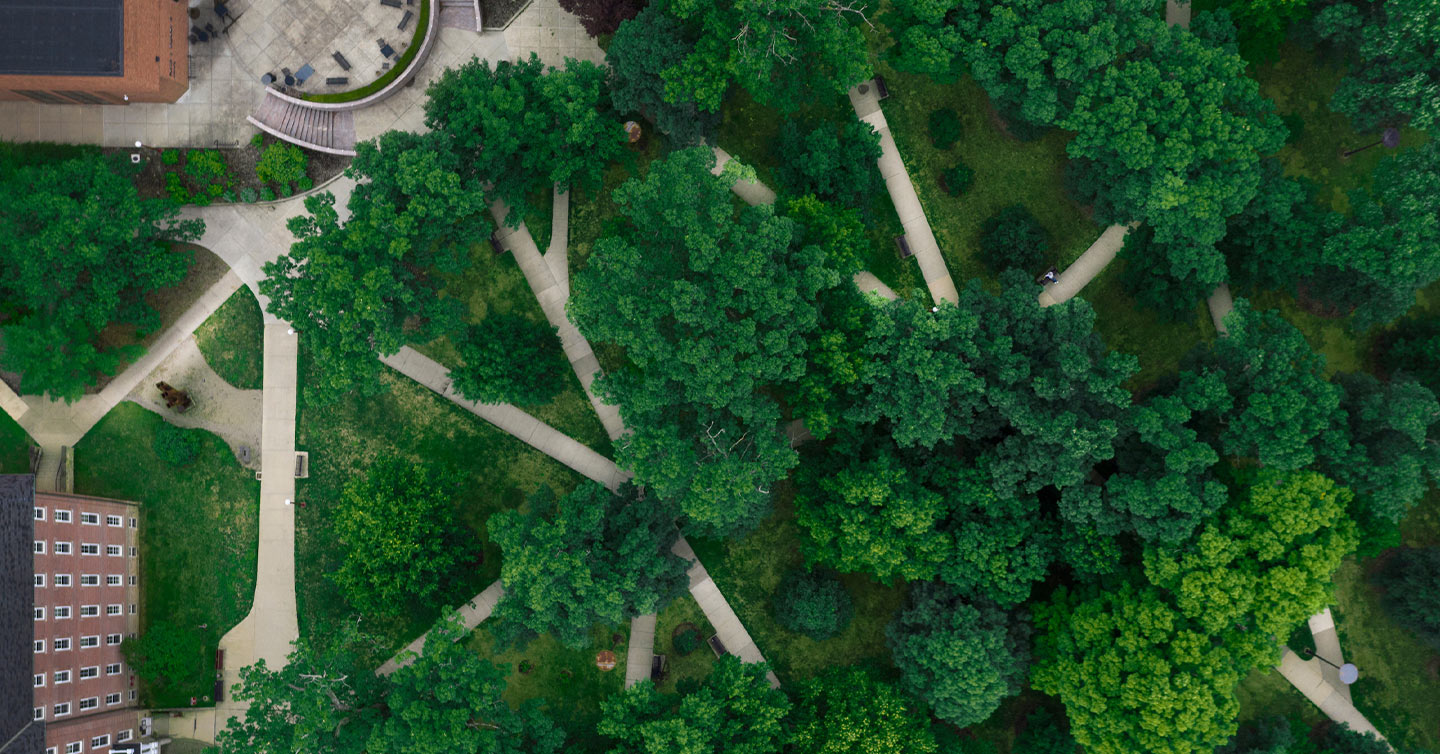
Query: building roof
[[0, 475, 43, 754], [0, 0, 124, 77]]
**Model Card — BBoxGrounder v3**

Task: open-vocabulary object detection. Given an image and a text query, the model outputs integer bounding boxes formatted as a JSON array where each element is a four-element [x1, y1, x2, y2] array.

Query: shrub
[[451, 315, 566, 406], [776, 119, 884, 209], [184, 149, 231, 186], [674, 628, 702, 655], [121, 620, 206, 697], [221, 191, 236, 203], [259, 186, 275, 201], [1374, 547, 1440, 652], [928, 108, 963, 149], [162, 171, 190, 203], [941, 163, 975, 196], [161, 148, 180, 165], [255, 142, 308, 189], [249, 133, 264, 148], [978, 204, 1049, 275], [296, 176, 314, 193], [774, 569, 854, 641], [153, 422, 201, 466], [239, 186, 258, 203]]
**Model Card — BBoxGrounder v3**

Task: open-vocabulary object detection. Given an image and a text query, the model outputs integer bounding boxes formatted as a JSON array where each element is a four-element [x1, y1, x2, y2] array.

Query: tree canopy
[[787, 667, 938, 754], [607, 4, 720, 145], [451, 314, 567, 407], [598, 656, 790, 754], [1326, 0, 1440, 132]]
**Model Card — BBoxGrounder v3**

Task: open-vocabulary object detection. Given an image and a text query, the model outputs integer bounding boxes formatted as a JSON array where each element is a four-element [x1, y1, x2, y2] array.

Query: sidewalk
[[1275, 608, 1388, 743], [710, 147, 778, 206], [1038, 224, 1132, 307], [673, 537, 780, 688], [378, 579, 506, 675]]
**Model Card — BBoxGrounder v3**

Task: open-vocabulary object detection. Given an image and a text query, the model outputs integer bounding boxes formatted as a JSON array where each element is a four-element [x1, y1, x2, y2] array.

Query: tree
[[560, 0, 647, 36], [261, 131, 488, 403], [1142, 470, 1359, 667], [487, 483, 689, 648], [978, 205, 1049, 276], [0, 152, 201, 401], [787, 667, 938, 754], [255, 141, 309, 192], [424, 54, 625, 227], [1327, 0, 1440, 132], [598, 656, 790, 754], [330, 458, 476, 620], [122, 621, 207, 699], [1381, 315, 1440, 388], [1011, 707, 1080, 754], [1218, 161, 1337, 295], [1374, 547, 1440, 652], [1031, 583, 1243, 754], [887, 582, 1029, 727], [608, 6, 719, 145], [451, 314, 566, 406], [1117, 227, 1220, 323], [776, 118, 883, 209], [773, 570, 855, 640]]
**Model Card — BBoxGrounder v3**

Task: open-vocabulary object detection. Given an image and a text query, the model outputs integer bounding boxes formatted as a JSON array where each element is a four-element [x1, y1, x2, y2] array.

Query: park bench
[[398, 9, 414, 29], [326, 77, 349, 86], [489, 231, 507, 255], [707, 634, 728, 657], [332, 51, 352, 71], [894, 234, 914, 259], [873, 75, 890, 100], [381, 0, 402, 7], [651, 654, 669, 681], [294, 451, 309, 479]]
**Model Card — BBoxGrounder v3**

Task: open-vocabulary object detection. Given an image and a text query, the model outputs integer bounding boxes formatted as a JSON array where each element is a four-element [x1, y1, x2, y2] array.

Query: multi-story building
[[0, 0, 190, 104], [0, 475, 144, 754]]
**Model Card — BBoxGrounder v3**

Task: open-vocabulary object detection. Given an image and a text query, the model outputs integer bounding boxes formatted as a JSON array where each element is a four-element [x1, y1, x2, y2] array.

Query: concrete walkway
[[125, 335, 263, 469], [673, 537, 780, 688], [379, 346, 631, 490], [378, 579, 506, 675], [624, 613, 657, 688], [710, 146, 778, 206], [1166, 0, 1192, 28], [1038, 223, 1133, 307], [490, 200, 626, 442], [849, 81, 959, 305], [547, 186, 570, 295], [853, 271, 899, 301], [1275, 608, 1388, 743], [1207, 283, 1235, 336]]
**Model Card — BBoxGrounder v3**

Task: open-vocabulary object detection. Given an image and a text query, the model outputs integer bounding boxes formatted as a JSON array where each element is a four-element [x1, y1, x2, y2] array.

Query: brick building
[[0, 476, 145, 754], [0, 0, 190, 104]]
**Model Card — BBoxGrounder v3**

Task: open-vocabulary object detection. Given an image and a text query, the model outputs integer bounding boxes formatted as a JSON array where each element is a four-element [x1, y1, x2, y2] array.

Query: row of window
[[34, 573, 137, 587], [34, 605, 136, 621], [32, 662, 124, 685], [35, 541, 132, 557], [34, 508, 134, 528], [39, 729, 134, 754], [34, 698, 136, 724], [35, 635, 124, 653]]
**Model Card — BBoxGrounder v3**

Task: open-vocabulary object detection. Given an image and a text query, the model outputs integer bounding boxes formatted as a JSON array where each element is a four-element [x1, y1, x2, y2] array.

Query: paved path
[[849, 82, 959, 305], [1275, 608, 1388, 743], [1207, 283, 1235, 336], [853, 271, 899, 300], [1166, 0, 1192, 27], [1038, 224, 1134, 307], [547, 186, 571, 294], [490, 200, 626, 442], [673, 537, 780, 688], [710, 146, 779, 206], [624, 613, 657, 688], [125, 335, 263, 469], [378, 579, 506, 675], [379, 346, 632, 490]]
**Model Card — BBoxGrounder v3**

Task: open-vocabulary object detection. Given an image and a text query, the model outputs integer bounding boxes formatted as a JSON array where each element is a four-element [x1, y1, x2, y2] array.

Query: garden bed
[[118, 134, 349, 205], [480, 0, 532, 30]]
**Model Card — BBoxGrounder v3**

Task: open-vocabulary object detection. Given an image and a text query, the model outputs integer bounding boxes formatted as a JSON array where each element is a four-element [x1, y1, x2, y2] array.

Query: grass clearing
[[467, 621, 627, 751], [652, 595, 717, 693], [194, 287, 265, 389], [73, 402, 259, 708], [1082, 261, 1216, 391], [0, 410, 31, 473], [294, 347, 584, 651]]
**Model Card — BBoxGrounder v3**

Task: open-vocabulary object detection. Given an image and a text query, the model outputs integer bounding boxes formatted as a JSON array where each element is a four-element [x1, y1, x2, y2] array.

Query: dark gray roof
[[0, 476, 42, 754], [0, 0, 124, 77]]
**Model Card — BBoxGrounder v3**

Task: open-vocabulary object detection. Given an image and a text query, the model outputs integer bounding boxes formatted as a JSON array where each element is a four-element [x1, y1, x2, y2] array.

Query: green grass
[[1082, 261, 1216, 391], [294, 345, 585, 650], [73, 403, 259, 708], [1235, 665, 1324, 727], [0, 140, 101, 177], [303, 0, 430, 103], [652, 595, 717, 693], [0, 410, 32, 473], [522, 182, 553, 255], [412, 242, 613, 456], [687, 481, 907, 684], [467, 622, 627, 751], [193, 288, 265, 389]]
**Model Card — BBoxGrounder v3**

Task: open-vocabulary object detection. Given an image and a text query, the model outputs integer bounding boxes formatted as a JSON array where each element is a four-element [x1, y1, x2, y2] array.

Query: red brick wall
[[43, 708, 142, 754]]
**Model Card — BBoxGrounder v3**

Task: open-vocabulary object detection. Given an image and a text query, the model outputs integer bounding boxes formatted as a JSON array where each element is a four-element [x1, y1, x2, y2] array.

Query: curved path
[[1038, 223, 1133, 307]]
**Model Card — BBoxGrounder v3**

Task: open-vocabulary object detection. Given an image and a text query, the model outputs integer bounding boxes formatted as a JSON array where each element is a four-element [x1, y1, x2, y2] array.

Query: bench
[[707, 634, 728, 657], [651, 654, 669, 681], [489, 231, 507, 255], [332, 51, 352, 71], [398, 9, 414, 29], [326, 77, 349, 86], [895, 235, 914, 259], [873, 75, 890, 100], [294, 451, 309, 479], [380, 0, 402, 6]]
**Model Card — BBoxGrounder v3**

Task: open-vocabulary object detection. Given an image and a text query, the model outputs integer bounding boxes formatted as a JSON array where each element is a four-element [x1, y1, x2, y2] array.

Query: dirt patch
[[481, 0, 533, 29]]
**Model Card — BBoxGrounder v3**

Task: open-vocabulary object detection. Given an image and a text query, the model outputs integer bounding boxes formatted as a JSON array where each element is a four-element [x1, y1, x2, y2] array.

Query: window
[[54, 541, 71, 554], [106, 604, 121, 615], [80, 635, 99, 648], [128, 689, 136, 701], [105, 692, 121, 706], [33, 674, 44, 687], [34, 506, 45, 520], [54, 573, 71, 586], [117, 730, 132, 742], [34, 574, 44, 587], [91, 734, 110, 747], [79, 666, 98, 679], [54, 606, 71, 619], [54, 670, 70, 684], [34, 640, 44, 653], [128, 546, 137, 557], [34, 607, 44, 620], [47, 748, 56, 754], [80, 544, 99, 556], [34, 540, 45, 554], [106, 515, 122, 527], [33, 707, 42, 721], [129, 517, 137, 528], [54, 637, 71, 650], [54, 510, 72, 523], [106, 545, 122, 556], [105, 663, 121, 675], [80, 512, 99, 525], [106, 634, 121, 646], [80, 574, 99, 586], [78, 697, 98, 710], [128, 575, 136, 586], [80, 605, 99, 617], [106, 575, 121, 586], [129, 604, 136, 614], [65, 743, 80, 754]]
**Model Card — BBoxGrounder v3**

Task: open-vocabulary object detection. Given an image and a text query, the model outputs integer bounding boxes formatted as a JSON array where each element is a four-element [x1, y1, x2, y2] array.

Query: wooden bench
[[332, 51, 352, 71], [873, 75, 890, 100], [895, 235, 914, 259], [707, 634, 728, 657], [294, 451, 310, 479], [651, 654, 668, 681], [326, 77, 349, 86], [398, 9, 414, 29], [380, 0, 402, 7], [489, 231, 507, 255]]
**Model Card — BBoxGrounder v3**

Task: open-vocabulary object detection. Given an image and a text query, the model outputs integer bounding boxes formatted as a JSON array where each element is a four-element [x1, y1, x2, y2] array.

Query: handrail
[[261, 0, 440, 113]]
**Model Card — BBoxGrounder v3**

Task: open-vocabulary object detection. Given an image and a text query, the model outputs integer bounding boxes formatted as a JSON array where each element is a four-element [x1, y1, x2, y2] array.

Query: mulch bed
[[480, 0, 532, 29], [112, 135, 350, 202]]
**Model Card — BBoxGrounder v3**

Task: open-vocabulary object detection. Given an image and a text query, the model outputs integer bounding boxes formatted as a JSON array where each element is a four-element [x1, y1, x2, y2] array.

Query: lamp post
[[1341, 127, 1401, 159], [1302, 646, 1359, 684]]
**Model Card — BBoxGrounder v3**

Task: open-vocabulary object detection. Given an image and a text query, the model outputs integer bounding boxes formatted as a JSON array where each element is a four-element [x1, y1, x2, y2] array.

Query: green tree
[[330, 459, 475, 619], [1117, 226, 1220, 322], [787, 667, 938, 754], [608, 6, 719, 145], [1327, 0, 1440, 131], [978, 205, 1049, 276], [121, 621, 207, 699], [1218, 161, 1337, 295], [1382, 315, 1440, 387], [424, 54, 625, 227], [255, 141, 308, 192], [887, 582, 1029, 727], [773, 569, 855, 640], [1011, 707, 1080, 754], [0, 153, 201, 401], [598, 656, 790, 754], [1374, 547, 1440, 653], [487, 483, 689, 648], [1031, 582, 1243, 754], [451, 314, 566, 406], [776, 118, 883, 209]]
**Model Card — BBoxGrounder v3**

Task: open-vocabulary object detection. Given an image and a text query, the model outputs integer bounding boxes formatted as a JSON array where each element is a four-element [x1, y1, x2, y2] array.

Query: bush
[[776, 119, 884, 209], [121, 620, 207, 699], [451, 315, 566, 406], [296, 176, 314, 193], [184, 149, 231, 187], [674, 628, 702, 655], [774, 569, 854, 641], [1374, 547, 1440, 652], [255, 142, 308, 189], [978, 204, 1049, 275], [941, 163, 975, 196], [153, 422, 201, 466], [221, 191, 236, 203], [161, 148, 180, 165], [239, 186, 258, 203], [928, 108, 963, 149], [163, 171, 191, 203], [249, 133, 264, 148], [259, 186, 276, 202]]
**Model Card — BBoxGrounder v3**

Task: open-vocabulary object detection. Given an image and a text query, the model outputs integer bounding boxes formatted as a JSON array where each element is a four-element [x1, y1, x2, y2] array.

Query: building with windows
[[0, 475, 143, 754], [0, 0, 190, 104]]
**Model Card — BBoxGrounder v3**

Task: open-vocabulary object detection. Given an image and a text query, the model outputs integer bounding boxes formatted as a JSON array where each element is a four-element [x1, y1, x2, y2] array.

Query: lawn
[[652, 594, 717, 693], [193, 287, 265, 390], [293, 345, 585, 651], [72, 402, 259, 708], [467, 621, 627, 751], [412, 241, 613, 456], [1082, 261, 1217, 392], [0, 410, 31, 473]]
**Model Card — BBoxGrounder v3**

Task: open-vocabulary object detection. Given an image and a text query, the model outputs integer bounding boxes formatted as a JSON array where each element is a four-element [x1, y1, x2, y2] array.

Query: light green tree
[[788, 667, 938, 754]]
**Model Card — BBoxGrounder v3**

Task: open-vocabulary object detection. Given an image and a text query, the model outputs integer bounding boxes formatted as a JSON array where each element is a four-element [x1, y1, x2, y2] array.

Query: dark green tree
[[1374, 547, 1440, 653], [978, 205, 1049, 276], [1117, 226, 1220, 323], [773, 570, 855, 641], [451, 314, 566, 406], [1218, 161, 1337, 295], [607, 6, 719, 145], [0, 153, 201, 401], [787, 667, 938, 754], [1381, 315, 1440, 387], [122, 621, 208, 700], [487, 483, 689, 648], [776, 119, 883, 209], [1327, 0, 1440, 131], [597, 656, 790, 754], [1012, 707, 1080, 754], [886, 581, 1030, 728]]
